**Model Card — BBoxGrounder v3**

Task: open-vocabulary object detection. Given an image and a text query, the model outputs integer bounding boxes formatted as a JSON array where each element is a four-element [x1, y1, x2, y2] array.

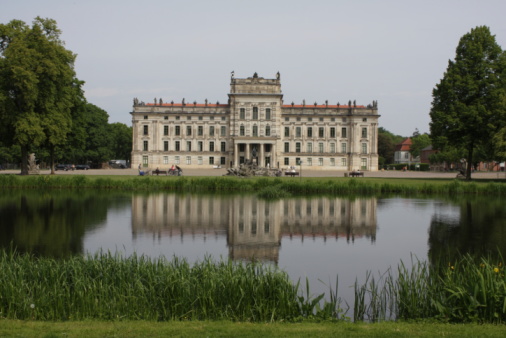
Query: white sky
[[2, 0, 506, 136]]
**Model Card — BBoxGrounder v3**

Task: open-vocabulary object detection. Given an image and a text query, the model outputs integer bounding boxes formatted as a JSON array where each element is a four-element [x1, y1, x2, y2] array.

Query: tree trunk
[[466, 145, 473, 181], [50, 145, 55, 175], [20, 145, 29, 175]]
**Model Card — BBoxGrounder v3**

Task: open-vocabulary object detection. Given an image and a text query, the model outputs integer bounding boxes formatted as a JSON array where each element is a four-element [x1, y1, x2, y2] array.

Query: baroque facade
[[131, 72, 380, 171]]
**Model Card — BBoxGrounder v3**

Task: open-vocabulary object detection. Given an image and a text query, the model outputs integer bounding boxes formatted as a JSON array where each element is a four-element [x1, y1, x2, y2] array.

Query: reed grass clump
[[0, 250, 345, 322], [353, 253, 506, 323]]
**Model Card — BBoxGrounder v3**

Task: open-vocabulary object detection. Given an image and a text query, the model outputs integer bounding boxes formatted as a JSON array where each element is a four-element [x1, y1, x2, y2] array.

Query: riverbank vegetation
[[0, 175, 505, 196], [1, 249, 505, 324]]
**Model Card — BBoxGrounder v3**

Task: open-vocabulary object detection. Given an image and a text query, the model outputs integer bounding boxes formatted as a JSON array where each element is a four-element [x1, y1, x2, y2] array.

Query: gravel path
[[1, 168, 504, 179]]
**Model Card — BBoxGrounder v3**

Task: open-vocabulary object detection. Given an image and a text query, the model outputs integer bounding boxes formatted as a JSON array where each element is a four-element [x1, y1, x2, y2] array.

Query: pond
[[1, 190, 505, 310]]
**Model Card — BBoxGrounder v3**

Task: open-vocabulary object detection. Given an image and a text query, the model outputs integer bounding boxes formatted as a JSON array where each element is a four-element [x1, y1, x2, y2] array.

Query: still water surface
[[1, 191, 505, 309]]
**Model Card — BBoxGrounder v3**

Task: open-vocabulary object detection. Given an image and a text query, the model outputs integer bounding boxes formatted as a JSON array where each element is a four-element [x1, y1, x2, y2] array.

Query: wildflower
[[494, 267, 499, 273], [30, 304, 35, 309], [451, 266, 454, 270]]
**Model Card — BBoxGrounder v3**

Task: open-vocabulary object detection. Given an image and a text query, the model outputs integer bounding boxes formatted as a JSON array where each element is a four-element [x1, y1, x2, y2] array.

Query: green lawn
[[1, 320, 505, 337]]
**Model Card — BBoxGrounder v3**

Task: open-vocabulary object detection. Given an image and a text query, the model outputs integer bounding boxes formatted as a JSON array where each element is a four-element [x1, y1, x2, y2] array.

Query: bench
[[285, 171, 299, 176], [152, 170, 168, 176], [349, 171, 364, 177]]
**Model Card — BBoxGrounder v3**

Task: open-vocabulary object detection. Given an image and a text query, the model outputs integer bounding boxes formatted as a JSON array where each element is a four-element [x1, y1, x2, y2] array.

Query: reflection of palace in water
[[132, 194, 377, 263]]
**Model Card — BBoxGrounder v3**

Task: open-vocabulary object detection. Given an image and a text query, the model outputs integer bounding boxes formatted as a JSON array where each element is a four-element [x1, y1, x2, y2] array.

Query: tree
[[378, 127, 404, 165], [108, 123, 132, 162], [410, 133, 431, 159], [430, 26, 506, 180], [0, 17, 81, 174]]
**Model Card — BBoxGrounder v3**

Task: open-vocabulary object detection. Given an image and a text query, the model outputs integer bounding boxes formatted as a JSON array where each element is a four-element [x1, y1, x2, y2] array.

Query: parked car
[[75, 164, 90, 170], [55, 164, 71, 171]]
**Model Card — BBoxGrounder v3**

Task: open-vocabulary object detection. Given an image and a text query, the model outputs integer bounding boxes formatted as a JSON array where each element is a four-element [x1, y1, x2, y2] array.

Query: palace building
[[131, 72, 380, 171]]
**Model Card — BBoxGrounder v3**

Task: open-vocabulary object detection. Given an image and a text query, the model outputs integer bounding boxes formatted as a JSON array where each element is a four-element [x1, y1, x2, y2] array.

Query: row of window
[[284, 127, 368, 138], [143, 125, 369, 139], [143, 125, 228, 137], [284, 157, 368, 169], [142, 139, 368, 154], [143, 140, 227, 152], [283, 142, 368, 154], [144, 115, 227, 121], [142, 155, 226, 166], [239, 107, 271, 120]]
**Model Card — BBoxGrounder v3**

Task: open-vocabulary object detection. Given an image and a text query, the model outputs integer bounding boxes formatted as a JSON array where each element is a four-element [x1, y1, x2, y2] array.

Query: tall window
[[319, 127, 324, 138], [307, 127, 312, 137], [284, 127, 289, 137], [186, 156, 191, 165], [265, 125, 271, 136], [265, 108, 271, 120], [143, 141, 148, 151], [252, 125, 258, 137], [198, 126, 203, 136], [198, 156, 203, 165], [164, 125, 169, 135], [319, 142, 324, 153], [163, 156, 169, 164], [142, 155, 148, 166], [209, 126, 215, 136], [198, 141, 203, 152], [209, 157, 214, 165], [186, 141, 191, 151], [186, 126, 192, 136], [318, 158, 323, 166], [143, 125, 148, 135], [362, 143, 367, 154], [330, 143, 336, 153], [307, 142, 312, 153], [220, 126, 226, 136], [175, 156, 180, 164], [307, 158, 312, 166], [175, 126, 180, 136], [296, 127, 301, 137], [164, 141, 169, 151], [209, 141, 215, 152], [284, 158, 289, 165], [362, 127, 367, 138], [240, 125, 245, 136], [330, 158, 335, 166], [361, 158, 367, 170], [284, 142, 289, 152], [221, 142, 226, 152], [341, 158, 347, 167], [295, 142, 301, 153], [341, 143, 347, 153], [175, 141, 180, 151], [252, 107, 258, 120], [330, 127, 336, 138], [240, 108, 245, 119], [341, 127, 347, 138]]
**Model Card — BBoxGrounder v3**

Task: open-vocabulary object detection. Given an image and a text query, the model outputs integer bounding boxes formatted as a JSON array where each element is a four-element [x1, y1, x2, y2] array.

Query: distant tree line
[[0, 17, 131, 173]]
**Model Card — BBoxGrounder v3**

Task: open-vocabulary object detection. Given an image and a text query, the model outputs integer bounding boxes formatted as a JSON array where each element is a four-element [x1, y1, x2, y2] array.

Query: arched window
[[252, 107, 258, 120]]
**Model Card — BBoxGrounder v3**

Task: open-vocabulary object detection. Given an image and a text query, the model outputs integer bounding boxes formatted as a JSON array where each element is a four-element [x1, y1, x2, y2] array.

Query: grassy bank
[[0, 174, 505, 196], [1, 250, 505, 324]]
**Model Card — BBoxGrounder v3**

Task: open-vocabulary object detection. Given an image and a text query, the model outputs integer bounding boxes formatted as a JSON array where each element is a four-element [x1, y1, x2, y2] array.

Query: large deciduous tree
[[430, 26, 506, 180], [0, 17, 80, 174]]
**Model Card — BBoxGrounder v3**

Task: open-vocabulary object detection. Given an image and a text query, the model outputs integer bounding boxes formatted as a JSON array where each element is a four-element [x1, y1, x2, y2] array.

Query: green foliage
[[430, 26, 506, 179], [0, 17, 81, 174], [378, 127, 405, 164], [410, 134, 431, 158]]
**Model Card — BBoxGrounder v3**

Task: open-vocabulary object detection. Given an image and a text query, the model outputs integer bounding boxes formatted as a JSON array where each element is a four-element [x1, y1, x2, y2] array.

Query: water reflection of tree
[[428, 197, 506, 264], [0, 190, 131, 257]]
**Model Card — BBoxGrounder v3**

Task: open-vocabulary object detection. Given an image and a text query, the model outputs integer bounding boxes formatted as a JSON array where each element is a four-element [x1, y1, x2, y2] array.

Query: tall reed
[[0, 249, 345, 322]]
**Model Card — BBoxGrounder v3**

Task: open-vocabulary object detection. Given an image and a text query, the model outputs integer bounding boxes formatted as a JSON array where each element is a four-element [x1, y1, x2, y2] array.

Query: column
[[259, 144, 265, 167], [234, 143, 239, 167], [246, 143, 250, 161]]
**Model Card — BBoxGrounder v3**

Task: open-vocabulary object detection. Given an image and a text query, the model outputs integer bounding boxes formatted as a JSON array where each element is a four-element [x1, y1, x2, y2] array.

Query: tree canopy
[[0, 17, 81, 174], [429, 26, 506, 179]]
